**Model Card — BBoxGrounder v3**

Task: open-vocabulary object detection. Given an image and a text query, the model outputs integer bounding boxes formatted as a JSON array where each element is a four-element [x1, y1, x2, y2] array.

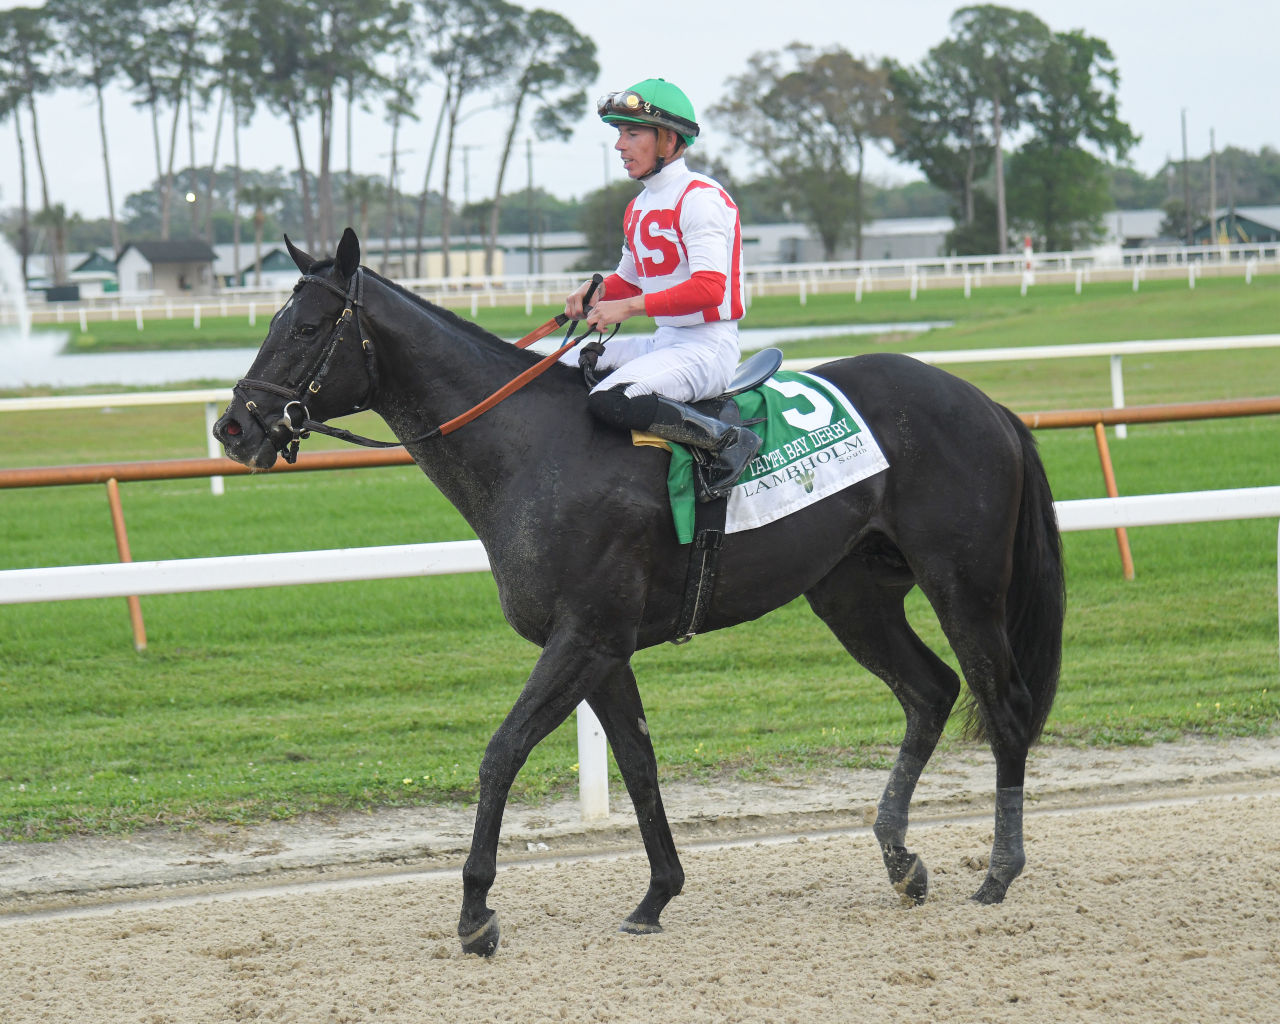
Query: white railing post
[[576, 702, 609, 820], [204, 401, 225, 496], [1110, 354, 1127, 440]]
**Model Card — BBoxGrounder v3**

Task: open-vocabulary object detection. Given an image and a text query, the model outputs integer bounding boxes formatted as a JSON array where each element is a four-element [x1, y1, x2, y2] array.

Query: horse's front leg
[[458, 633, 631, 956], [586, 664, 684, 934]]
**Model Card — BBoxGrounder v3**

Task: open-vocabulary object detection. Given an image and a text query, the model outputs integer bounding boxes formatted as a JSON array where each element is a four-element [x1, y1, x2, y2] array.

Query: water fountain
[[0, 232, 31, 344]]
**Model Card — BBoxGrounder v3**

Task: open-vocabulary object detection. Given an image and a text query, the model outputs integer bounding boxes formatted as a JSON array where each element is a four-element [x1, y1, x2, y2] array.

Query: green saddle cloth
[[662, 370, 890, 544]]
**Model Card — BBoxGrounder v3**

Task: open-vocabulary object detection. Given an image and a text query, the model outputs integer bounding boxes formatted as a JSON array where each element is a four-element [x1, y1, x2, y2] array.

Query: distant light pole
[[1181, 108, 1192, 245], [527, 138, 536, 277], [1208, 128, 1217, 243], [460, 144, 479, 277]]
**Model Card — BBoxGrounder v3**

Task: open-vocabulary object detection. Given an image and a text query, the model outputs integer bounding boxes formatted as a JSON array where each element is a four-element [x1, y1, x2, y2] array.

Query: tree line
[[0, 0, 597, 284], [2, 1, 1273, 286]]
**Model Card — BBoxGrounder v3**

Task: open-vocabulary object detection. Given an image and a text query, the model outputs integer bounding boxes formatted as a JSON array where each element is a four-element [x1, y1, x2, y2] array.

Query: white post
[[798, 279, 807, 306], [470, 293, 478, 317], [963, 270, 971, 298], [576, 701, 609, 820], [1110, 354, 1127, 440], [525, 290, 533, 316], [1246, 257, 1255, 284], [1188, 263, 1196, 289], [79, 308, 88, 332], [205, 402, 225, 496], [854, 276, 863, 303], [1132, 266, 1141, 292], [193, 304, 201, 329], [909, 273, 918, 301], [248, 302, 256, 327], [1075, 268, 1083, 295], [135, 307, 144, 331]]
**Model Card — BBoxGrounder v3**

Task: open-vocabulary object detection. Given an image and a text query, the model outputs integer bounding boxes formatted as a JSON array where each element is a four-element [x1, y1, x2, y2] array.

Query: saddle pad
[[648, 371, 890, 544]]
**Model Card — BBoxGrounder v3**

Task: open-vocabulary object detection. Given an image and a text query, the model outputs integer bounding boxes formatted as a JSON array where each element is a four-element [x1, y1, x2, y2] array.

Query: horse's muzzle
[[213, 406, 279, 471]]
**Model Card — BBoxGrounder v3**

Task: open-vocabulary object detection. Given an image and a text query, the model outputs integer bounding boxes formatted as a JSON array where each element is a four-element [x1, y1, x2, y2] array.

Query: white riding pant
[[562, 321, 740, 403]]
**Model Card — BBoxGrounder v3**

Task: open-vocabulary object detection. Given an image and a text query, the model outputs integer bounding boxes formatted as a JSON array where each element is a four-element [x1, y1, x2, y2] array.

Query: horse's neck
[[364, 288, 579, 529]]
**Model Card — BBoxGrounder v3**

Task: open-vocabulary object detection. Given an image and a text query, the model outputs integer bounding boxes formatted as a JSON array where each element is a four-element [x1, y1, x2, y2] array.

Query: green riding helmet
[[597, 78, 700, 148]]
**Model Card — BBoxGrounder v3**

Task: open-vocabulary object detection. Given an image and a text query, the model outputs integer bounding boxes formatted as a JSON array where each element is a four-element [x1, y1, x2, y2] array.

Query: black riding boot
[[645, 396, 763, 501]]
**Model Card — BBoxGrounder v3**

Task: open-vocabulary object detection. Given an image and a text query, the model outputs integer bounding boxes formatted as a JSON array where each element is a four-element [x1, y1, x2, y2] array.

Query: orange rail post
[[104, 477, 147, 651], [1092, 423, 1135, 580]]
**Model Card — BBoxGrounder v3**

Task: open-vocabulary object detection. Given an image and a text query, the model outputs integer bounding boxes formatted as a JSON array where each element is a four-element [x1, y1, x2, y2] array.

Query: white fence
[[6, 240, 1278, 332], [6, 334, 1279, 470], [3, 487, 1280, 821]]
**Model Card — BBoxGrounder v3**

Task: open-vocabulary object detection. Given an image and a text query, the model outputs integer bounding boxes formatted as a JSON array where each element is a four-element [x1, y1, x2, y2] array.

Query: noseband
[[234, 267, 402, 464]]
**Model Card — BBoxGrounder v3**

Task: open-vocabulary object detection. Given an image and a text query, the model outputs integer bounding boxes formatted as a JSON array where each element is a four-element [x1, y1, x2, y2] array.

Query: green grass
[[47, 273, 1280, 356], [2, 276, 1279, 840]]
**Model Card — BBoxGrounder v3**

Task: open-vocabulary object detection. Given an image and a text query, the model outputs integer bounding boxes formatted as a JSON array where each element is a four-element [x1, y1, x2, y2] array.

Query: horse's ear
[[335, 227, 360, 280], [284, 234, 315, 273]]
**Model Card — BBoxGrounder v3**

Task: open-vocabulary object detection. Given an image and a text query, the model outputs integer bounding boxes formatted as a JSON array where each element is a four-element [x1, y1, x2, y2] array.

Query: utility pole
[[460, 144, 478, 278], [526, 139, 536, 277], [1181, 109, 1192, 245], [1208, 129, 1217, 243]]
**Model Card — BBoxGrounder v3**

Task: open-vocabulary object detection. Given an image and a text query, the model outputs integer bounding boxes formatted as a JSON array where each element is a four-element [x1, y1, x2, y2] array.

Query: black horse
[[214, 229, 1064, 957]]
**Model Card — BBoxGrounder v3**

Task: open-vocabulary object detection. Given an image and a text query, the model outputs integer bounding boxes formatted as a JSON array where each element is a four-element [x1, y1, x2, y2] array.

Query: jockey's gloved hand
[[578, 340, 607, 372]]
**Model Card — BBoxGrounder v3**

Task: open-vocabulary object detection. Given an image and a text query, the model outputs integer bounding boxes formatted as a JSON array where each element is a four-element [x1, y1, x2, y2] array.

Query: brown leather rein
[[430, 273, 606, 438]]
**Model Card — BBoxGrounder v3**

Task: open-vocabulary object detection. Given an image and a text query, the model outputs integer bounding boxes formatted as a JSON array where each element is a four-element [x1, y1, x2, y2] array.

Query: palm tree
[[484, 9, 597, 275], [418, 0, 524, 277], [343, 175, 384, 248], [47, 0, 135, 255], [239, 184, 284, 286], [0, 6, 57, 264], [32, 202, 71, 287]]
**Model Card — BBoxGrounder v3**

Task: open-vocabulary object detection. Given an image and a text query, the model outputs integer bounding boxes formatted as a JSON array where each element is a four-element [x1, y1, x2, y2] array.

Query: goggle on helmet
[[598, 81, 699, 149]]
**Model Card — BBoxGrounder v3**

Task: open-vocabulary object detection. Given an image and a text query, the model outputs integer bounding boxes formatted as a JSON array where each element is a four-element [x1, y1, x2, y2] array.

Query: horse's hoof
[[893, 854, 929, 905], [970, 877, 1009, 905], [459, 910, 501, 956], [619, 917, 663, 935]]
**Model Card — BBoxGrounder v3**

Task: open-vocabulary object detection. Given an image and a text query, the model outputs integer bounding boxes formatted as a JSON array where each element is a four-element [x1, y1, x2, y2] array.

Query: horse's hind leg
[[586, 665, 684, 934], [919, 565, 1036, 905], [805, 554, 962, 905], [934, 607, 1033, 905]]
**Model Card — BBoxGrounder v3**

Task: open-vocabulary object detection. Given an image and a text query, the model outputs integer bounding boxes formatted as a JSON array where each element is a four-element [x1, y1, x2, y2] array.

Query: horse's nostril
[[225, 420, 242, 436]]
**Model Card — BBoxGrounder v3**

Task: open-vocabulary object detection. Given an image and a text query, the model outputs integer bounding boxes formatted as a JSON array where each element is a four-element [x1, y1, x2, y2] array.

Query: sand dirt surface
[[2, 735, 1279, 1023]]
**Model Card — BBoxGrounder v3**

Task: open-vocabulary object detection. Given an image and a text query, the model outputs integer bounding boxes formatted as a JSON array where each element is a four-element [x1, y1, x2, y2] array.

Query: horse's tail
[[964, 409, 1065, 745]]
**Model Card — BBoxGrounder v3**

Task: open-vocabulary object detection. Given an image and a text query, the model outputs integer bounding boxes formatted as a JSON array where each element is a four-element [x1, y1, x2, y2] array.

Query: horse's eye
[[297, 323, 319, 338]]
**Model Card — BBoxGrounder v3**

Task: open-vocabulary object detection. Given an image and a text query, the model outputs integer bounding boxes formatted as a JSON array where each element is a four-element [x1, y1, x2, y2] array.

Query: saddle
[[686, 347, 783, 422]]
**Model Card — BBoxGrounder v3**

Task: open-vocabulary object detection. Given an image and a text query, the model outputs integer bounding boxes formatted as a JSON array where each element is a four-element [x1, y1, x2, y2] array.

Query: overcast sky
[[1, 0, 1277, 222]]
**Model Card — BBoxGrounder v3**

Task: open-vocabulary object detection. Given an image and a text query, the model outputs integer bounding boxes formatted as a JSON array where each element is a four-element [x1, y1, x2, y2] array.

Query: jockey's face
[[614, 124, 680, 179]]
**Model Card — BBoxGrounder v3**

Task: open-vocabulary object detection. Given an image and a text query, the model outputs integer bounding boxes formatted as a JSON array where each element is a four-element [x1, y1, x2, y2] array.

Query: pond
[[0, 321, 949, 390]]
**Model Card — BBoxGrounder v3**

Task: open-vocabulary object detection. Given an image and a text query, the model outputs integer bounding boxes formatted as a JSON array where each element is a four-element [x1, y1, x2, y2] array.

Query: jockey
[[563, 78, 759, 501]]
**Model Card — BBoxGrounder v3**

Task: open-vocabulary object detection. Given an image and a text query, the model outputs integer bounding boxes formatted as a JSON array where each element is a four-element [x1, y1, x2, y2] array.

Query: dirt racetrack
[[2, 736, 1279, 1023]]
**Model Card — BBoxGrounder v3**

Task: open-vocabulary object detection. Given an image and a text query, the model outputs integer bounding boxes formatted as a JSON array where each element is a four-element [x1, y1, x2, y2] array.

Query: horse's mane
[[338, 262, 534, 357]]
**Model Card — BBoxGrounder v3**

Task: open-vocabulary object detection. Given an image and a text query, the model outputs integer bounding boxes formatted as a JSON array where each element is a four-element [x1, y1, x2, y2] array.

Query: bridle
[[234, 266, 407, 464], [234, 268, 607, 464]]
